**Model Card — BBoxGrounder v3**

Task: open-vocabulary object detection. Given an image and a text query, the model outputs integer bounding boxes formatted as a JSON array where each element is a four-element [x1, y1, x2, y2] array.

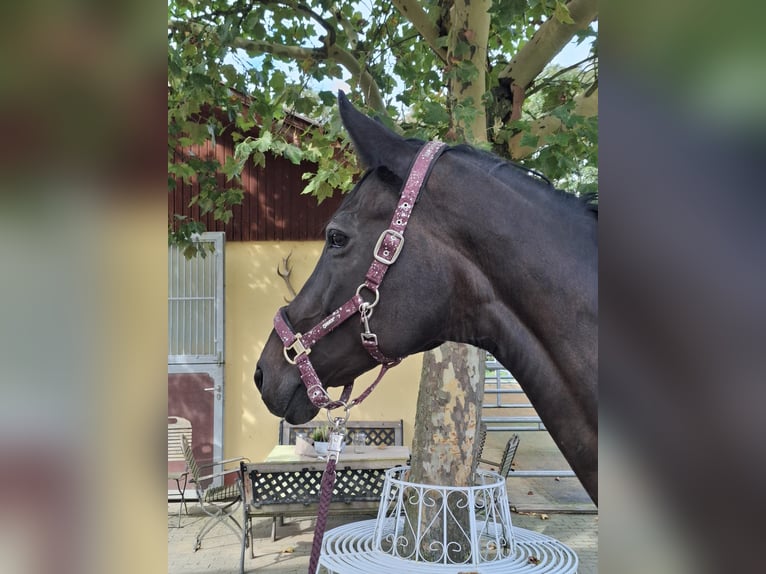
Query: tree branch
[[291, 1, 336, 47], [332, 6, 359, 50], [199, 0, 250, 22], [392, 0, 448, 64], [508, 86, 597, 160], [236, 0, 336, 54], [328, 46, 386, 113], [525, 54, 597, 98], [231, 37, 322, 61], [283, 1, 384, 111], [235, 38, 385, 113], [510, 83, 525, 121], [171, 19, 385, 113], [499, 0, 597, 89]]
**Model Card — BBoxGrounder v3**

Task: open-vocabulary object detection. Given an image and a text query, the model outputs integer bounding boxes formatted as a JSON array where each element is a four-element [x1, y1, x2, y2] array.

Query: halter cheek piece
[[272, 141, 448, 411]]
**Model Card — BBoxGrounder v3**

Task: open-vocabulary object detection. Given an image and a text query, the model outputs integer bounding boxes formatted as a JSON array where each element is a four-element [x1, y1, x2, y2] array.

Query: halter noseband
[[272, 141, 447, 411]]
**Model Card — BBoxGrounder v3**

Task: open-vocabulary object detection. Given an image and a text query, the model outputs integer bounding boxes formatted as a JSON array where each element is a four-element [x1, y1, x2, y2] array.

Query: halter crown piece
[[273, 141, 447, 412]]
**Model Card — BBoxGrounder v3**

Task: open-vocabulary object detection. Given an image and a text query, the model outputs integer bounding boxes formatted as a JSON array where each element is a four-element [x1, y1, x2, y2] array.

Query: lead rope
[[307, 416, 347, 574]]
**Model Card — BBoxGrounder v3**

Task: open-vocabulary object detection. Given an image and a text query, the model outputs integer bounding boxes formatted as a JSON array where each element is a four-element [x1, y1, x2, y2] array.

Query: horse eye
[[327, 229, 348, 249]]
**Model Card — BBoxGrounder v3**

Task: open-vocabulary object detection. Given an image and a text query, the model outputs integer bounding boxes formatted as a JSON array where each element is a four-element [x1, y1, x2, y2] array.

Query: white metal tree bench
[[317, 466, 579, 574]]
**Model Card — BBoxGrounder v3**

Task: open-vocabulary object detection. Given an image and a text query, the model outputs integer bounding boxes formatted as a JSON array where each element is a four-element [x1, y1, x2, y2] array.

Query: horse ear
[[338, 91, 417, 178]]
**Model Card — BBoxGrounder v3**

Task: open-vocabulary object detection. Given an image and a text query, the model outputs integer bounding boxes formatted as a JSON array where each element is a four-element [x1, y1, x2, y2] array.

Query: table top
[[263, 444, 410, 464]]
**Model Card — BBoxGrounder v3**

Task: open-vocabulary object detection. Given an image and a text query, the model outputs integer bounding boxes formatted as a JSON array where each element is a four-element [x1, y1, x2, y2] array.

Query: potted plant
[[310, 426, 331, 455]]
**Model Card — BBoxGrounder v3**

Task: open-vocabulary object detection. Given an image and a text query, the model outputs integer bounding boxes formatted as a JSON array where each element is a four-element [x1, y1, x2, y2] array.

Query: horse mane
[[450, 144, 598, 218], [338, 140, 597, 221]]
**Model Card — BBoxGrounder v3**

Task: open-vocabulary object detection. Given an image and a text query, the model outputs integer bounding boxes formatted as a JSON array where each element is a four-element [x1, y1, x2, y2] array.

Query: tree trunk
[[447, 0, 492, 143], [402, 342, 485, 562], [399, 0, 491, 564]]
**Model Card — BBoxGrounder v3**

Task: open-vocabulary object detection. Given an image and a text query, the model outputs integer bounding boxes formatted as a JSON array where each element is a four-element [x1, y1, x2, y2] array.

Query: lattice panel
[[249, 467, 387, 507], [286, 426, 397, 447]]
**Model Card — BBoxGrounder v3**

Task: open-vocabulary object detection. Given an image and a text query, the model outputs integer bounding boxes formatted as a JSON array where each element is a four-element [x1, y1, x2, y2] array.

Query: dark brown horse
[[255, 93, 598, 503]]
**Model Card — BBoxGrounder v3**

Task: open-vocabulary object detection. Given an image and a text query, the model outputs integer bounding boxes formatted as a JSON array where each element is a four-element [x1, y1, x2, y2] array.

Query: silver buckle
[[374, 229, 404, 265], [361, 332, 378, 346], [283, 334, 310, 364]]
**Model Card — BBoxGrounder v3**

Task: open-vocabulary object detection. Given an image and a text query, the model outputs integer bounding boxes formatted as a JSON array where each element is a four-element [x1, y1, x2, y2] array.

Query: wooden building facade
[[169, 116, 344, 241]]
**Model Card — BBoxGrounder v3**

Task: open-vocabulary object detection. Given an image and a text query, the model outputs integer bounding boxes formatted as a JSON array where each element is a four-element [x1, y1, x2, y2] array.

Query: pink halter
[[273, 141, 447, 411]]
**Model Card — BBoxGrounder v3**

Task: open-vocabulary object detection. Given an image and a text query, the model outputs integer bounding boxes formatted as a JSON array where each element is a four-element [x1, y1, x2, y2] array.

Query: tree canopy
[[168, 0, 597, 243]]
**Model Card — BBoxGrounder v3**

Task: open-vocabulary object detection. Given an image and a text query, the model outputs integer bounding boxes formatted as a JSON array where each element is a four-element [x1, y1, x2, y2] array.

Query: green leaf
[[251, 150, 266, 169], [254, 131, 273, 152], [419, 101, 450, 126], [283, 144, 303, 165], [235, 113, 256, 132], [553, 1, 576, 25], [271, 139, 286, 154], [221, 156, 244, 181], [318, 91, 336, 106], [455, 61, 479, 84], [452, 40, 471, 59], [169, 162, 197, 181], [234, 137, 255, 161], [520, 132, 540, 148]]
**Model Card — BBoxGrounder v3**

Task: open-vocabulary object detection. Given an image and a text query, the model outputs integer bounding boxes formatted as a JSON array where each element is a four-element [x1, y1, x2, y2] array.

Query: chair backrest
[[168, 416, 192, 464], [498, 434, 521, 477], [476, 422, 488, 460], [279, 420, 404, 447], [476, 431, 520, 477], [181, 434, 202, 483]]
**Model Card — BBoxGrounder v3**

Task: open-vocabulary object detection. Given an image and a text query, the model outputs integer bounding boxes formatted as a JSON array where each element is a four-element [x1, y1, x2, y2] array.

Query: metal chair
[[168, 416, 192, 527], [181, 435, 249, 558], [477, 424, 521, 478]]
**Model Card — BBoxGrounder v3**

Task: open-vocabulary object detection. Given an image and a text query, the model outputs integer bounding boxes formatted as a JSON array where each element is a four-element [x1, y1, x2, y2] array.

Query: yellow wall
[[224, 241, 422, 462]]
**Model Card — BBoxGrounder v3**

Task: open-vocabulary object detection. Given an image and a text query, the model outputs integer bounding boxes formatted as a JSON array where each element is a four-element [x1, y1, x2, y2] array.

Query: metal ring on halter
[[360, 303, 374, 327], [326, 407, 351, 426], [355, 283, 380, 309]]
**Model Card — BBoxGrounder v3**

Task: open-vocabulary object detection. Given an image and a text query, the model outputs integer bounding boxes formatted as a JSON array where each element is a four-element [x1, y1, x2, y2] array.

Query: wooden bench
[[241, 420, 405, 563]]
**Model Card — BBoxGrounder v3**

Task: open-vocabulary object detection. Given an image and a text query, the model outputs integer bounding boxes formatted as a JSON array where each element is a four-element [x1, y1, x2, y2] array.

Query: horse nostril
[[254, 366, 264, 391]]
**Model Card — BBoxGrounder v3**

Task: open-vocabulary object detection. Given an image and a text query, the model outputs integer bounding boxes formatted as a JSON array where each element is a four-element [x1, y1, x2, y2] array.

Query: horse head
[[254, 94, 597, 504], [255, 93, 454, 424]]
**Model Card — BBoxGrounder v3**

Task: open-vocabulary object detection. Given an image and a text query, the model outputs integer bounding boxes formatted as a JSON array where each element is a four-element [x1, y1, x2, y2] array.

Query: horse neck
[[471, 202, 596, 388], [431, 156, 598, 498], [432, 156, 597, 363]]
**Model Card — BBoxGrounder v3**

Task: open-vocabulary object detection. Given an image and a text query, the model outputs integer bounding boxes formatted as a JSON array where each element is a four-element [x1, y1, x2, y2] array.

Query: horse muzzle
[[254, 347, 319, 424]]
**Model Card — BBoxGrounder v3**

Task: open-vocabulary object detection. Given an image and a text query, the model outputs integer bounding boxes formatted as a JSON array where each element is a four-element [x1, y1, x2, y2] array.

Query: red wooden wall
[[169, 126, 343, 242]]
